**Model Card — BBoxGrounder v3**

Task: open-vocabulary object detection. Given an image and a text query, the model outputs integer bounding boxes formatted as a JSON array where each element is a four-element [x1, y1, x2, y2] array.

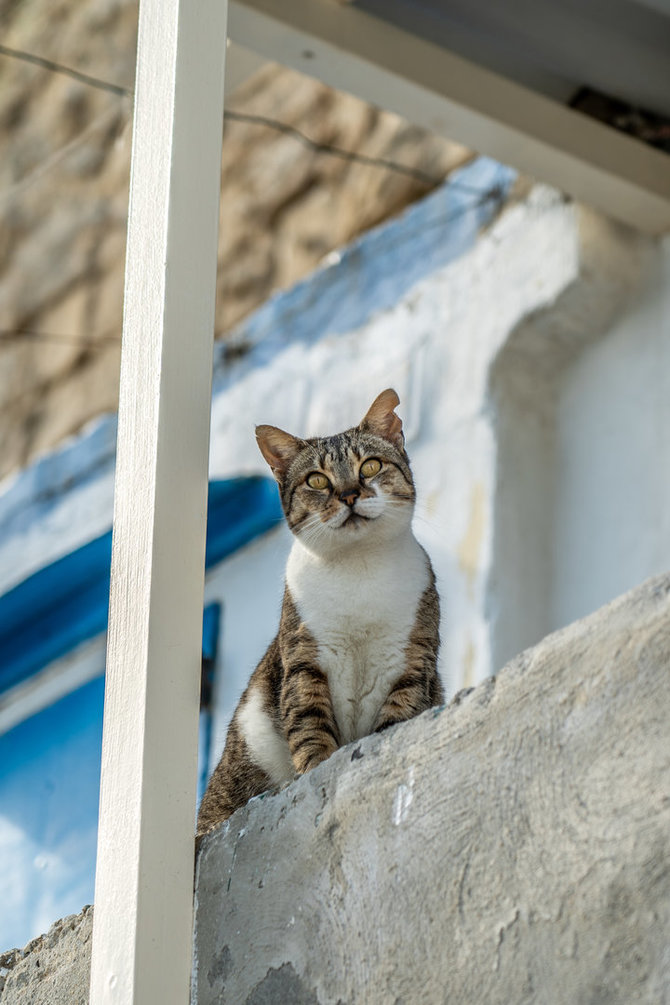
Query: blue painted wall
[[212, 158, 515, 391]]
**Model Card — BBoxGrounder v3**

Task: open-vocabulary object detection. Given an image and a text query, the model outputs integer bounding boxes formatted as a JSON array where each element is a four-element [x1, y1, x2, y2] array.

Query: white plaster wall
[[203, 524, 291, 772], [208, 187, 588, 693], [487, 209, 658, 671], [0, 416, 117, 595], [553, 236, 670, 628]]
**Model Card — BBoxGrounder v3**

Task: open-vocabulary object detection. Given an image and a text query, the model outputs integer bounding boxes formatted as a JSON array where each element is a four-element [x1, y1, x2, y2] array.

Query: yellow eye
[[306, 472, 330, 490], [360, 458, 382, 478]]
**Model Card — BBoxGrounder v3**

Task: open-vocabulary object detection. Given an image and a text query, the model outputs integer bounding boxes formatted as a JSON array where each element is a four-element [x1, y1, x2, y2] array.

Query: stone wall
[[6, 574, 668, 1002], [0, 906, 92, 1004], [0, 0, 469, 478]]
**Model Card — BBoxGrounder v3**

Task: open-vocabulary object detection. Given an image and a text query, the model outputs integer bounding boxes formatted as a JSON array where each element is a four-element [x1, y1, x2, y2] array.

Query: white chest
[[286, 534, 429, 743]]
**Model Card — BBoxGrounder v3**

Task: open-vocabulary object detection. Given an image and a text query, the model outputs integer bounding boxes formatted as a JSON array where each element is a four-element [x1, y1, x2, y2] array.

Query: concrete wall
[[488, 213, 661, 669], [193, 572, 670, 1004], [553, 236, 670, 629]]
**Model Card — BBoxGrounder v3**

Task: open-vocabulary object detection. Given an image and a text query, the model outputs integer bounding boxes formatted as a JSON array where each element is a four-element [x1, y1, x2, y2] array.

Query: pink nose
[[340, 488, 360, 507]]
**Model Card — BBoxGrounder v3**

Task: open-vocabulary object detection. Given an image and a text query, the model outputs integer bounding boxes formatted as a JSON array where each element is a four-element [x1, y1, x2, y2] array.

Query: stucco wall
[[2, 168, 664, 717], [489, 220, 667, 670], [553, 234, 670, 629]]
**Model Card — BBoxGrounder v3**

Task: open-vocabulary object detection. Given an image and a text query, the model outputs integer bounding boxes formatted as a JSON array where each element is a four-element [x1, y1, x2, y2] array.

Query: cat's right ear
[[256, 425, 303, 482], [360, 388, 404, 449]]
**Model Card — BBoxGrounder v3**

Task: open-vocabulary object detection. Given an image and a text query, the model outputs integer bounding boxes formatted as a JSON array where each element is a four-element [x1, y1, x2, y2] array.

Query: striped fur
[[197, 390, 443, 837]]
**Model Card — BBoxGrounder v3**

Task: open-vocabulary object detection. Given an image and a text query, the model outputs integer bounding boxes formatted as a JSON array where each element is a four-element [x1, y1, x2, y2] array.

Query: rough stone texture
[[0, 905, 92, 1004], [194, 573, 670, 1005], [0, 0, 470, 479]]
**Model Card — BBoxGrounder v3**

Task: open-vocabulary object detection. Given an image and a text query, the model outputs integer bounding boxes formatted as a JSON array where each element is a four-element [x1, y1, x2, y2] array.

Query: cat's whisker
[[295, 513, 328, 549]]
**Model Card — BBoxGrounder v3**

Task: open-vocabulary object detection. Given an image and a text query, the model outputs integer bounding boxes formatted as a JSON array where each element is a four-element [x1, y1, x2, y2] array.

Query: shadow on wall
[[487, 209, 667, 670]]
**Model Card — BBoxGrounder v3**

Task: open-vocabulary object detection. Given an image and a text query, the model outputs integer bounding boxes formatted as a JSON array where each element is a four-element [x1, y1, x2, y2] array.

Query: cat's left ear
[[360, 388, 404, 449], [256, 424, 304, 482]]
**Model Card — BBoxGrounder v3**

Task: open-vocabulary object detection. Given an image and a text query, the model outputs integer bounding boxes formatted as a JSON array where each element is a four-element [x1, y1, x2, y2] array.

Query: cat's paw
[[278, 774, 299, 792]]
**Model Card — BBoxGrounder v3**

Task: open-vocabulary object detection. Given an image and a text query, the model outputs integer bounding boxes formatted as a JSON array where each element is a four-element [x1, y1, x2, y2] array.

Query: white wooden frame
[[229, 0, 670, 234], [89, 0, 228, 1001]]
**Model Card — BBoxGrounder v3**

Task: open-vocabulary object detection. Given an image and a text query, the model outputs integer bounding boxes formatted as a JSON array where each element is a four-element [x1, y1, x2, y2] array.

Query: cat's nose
[[339, 487, 360, 507]]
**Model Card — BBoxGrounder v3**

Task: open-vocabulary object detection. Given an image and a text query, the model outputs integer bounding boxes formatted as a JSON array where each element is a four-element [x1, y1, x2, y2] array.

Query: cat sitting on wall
[[197, 389, 443, 835]]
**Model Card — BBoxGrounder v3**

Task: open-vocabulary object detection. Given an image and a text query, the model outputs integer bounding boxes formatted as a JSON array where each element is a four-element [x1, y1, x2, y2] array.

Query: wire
[[0, 42, 474, 193], [0, 43, 130, 97], [0, 328, 120, 346], [225, 110, 451, 190], [0, 102, 127, 206], [0, 43, 508, 351]]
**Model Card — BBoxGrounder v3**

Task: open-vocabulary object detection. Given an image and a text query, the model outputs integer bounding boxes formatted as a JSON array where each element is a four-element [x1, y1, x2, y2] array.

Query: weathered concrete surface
[[0, 906, 92, 1004], [194, 573, 670, 1005]]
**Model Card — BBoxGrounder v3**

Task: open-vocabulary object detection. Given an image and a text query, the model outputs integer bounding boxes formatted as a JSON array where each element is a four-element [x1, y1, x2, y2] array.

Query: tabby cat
[[196, 389, 443, 835]]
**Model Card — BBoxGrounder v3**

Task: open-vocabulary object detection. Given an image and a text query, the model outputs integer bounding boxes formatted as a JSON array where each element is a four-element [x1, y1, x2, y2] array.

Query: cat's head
[[256, 389, 415, 556]]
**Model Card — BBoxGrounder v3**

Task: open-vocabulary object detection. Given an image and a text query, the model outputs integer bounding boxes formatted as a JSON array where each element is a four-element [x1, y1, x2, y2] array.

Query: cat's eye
[[306, 472, 330, 490], [360, 457, 382, 478]]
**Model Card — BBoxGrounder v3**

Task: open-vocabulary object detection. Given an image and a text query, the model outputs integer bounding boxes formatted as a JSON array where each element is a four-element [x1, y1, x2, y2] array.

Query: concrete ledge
[[0, 906, 92, 1004], [194, 573, 670, 1004]]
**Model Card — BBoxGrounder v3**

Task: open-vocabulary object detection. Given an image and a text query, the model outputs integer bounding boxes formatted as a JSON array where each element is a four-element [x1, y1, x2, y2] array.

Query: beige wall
[[0, 0, 469, 479]]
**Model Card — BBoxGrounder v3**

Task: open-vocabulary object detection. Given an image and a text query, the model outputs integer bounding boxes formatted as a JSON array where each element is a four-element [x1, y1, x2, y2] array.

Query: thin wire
[[0, 43, 508, 351], [0, 43, 131, 96], [0, 102, 127, 206], [0, 42, 479, 194], [225, 110, 458, 191], [0, 328, 120, 346]]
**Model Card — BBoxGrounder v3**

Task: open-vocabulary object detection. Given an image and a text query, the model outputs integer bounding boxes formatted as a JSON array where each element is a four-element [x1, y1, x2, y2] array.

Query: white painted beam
[[89, 0, 227, 1002], [229, 0, 670, 234]]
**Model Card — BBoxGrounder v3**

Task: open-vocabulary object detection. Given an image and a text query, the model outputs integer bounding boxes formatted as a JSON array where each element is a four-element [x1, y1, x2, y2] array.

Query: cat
[[196, 389, 443, 836]]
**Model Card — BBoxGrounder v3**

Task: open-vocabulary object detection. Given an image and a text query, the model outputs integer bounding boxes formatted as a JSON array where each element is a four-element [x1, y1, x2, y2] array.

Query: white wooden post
[[89, 0, 227, 1001]]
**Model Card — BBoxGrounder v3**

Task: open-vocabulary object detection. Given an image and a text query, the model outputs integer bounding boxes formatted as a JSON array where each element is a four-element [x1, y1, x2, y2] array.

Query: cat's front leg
[[373, 579, 443, 732], [279, 593, 341, 774], [373, 667, 435, 732], [280, 657, 340, 773]]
